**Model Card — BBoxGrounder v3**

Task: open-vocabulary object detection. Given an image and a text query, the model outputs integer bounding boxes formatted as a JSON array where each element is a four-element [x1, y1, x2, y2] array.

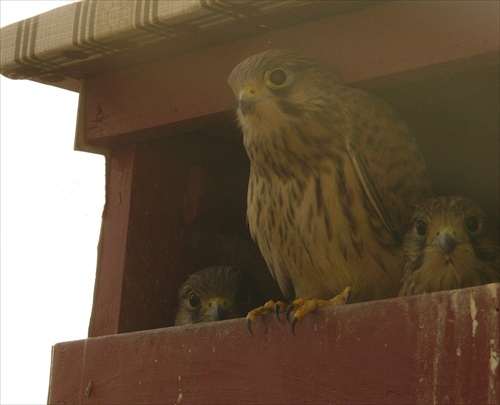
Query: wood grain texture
[[88, 145, 136, 337], [50, 283, 499, 404]]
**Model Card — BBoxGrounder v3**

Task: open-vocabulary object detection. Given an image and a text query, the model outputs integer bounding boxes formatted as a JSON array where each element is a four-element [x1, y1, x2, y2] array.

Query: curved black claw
[[286, 303, 295, 323], [247, 318, 256, 336], [275, 303, 282, 321], [345, 290, 351, 304], [291, 316, 298, 335]]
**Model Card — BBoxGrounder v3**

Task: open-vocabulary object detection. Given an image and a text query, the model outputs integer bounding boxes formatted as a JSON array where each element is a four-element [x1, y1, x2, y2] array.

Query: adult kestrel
[[399, 196, 499, 296], [228, 50, 432, 331], [174, 266, 262, 325]]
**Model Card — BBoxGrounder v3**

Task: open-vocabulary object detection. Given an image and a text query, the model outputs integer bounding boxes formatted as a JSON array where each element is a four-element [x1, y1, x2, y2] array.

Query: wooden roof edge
[[0, 0, 380, 92]]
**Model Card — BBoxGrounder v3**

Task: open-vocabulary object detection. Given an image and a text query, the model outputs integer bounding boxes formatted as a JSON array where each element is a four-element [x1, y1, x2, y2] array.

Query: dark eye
[[465, 215, 479, 233], [265, 68, 288, 89], [188, 292, 200, 308], [415, 219, 427, 236]]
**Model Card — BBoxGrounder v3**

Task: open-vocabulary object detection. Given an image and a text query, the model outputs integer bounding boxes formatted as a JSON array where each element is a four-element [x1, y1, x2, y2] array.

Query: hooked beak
[[238, 86, 265, 116], [204, 298, 230, 321], [432, 227, 463, 254]]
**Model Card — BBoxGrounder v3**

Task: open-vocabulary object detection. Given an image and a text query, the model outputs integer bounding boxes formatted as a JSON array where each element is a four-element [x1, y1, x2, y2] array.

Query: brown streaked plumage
[[175, 266, 262, 326], [228, 50, 431, 312], [399, 196, 499, 296]]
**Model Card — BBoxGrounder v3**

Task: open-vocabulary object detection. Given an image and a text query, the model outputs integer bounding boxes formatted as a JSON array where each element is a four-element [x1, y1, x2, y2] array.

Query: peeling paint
[[51, 284, 499, 404], [469, 295, 478, 338], [486, 283, 498, 300], [490, 350, 498, 375], [486, 284, 499, 404], [489, 345, 498, 404]]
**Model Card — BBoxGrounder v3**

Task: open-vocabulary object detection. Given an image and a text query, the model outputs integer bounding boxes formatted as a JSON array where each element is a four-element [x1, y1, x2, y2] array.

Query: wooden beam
[[88, 145, 136, 337], [50, 283, 499, 404], [82, 1, 499, 146]]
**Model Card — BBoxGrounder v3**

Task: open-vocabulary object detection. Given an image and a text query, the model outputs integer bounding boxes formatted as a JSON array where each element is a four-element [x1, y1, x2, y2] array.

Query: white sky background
[[0, 1, 105, 403]]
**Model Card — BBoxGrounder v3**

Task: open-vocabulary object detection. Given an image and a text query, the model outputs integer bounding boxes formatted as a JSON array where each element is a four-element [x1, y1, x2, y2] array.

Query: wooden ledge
[[49, 283, 499, 404]]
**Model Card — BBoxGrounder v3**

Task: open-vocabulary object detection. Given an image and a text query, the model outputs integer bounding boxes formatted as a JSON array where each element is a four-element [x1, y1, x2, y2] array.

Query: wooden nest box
[[1, 1, 498, 403]]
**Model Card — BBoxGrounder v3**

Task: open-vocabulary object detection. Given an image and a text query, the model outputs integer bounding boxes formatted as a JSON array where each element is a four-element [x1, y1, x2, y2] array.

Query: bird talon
[[275, 303, 281, 321], [291, 316, 298, 335], [344, 289, 351, 304], [286, 303, 295, 322], [246, 317, 256, 336], [245, 300, 288, 334]]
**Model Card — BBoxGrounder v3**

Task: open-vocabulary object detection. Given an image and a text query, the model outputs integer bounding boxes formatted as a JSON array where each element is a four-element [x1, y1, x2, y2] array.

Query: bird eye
[[415, 219, 427, 236], [265, 68, 289, 89], [188, 292, 200, 308], [465, 215, 479, 233]]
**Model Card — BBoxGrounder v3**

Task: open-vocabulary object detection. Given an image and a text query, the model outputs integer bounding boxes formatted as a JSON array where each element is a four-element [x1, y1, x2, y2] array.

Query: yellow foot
[[287, 286, 352, 335], [246, 300, 288, 335]]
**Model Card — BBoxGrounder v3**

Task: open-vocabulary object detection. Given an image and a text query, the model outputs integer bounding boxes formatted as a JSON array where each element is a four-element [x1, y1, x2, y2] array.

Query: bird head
[[400, 196, 500, 295], [228, 50, 339, 120], [402, 196, 499, 290], [228, 50, 342, 173], [174, 266, 262, 326]]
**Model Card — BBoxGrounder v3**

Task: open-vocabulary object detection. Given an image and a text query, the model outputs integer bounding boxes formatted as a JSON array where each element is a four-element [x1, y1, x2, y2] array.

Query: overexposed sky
[[0, 1, 104, 404]]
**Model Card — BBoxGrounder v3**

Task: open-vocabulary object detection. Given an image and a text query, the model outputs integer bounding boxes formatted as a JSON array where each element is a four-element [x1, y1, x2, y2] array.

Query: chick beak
[[238, 86, 260, 116], [432, 227, 462, 254], [205, 298, 228, 321]]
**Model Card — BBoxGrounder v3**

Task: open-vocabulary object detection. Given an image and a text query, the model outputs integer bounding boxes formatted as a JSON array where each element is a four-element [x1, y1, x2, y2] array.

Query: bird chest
[[1, 1, 498, 404]]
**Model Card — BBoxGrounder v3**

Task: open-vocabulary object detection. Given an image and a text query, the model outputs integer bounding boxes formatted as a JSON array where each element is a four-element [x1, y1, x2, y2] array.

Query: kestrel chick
[[228, 50, 431, 326], [175, 266, 262, 326], [399, 196, 499, 296]]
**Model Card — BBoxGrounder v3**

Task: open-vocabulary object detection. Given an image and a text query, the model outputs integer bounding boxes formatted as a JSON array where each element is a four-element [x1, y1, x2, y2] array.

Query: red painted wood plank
[[82, 0, 499, 145], [49, 283, 499, 404], [53, 1, 378, 85], [88, 145, 136, 337], [48, 339, 85, 403]]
